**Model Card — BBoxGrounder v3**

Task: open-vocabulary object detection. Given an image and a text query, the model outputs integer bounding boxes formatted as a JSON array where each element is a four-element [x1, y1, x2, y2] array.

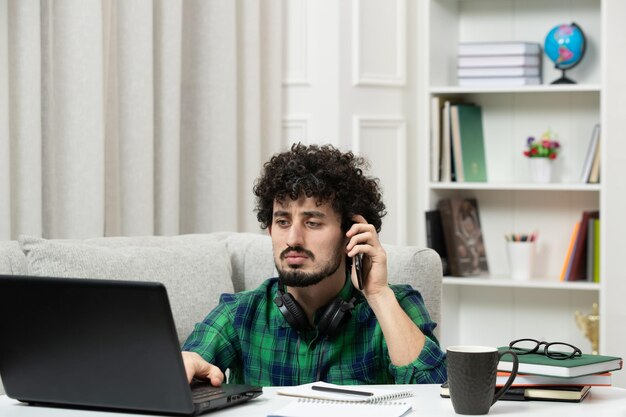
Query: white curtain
[[0, 0, 284, 240]]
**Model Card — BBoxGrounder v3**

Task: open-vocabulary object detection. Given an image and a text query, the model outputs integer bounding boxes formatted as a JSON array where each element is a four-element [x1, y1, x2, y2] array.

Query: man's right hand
[[181, 351, 225, 386]]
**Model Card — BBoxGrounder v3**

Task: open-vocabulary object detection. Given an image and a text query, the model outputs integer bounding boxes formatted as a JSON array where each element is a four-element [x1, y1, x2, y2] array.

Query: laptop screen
[[0, 275, 200, 415]]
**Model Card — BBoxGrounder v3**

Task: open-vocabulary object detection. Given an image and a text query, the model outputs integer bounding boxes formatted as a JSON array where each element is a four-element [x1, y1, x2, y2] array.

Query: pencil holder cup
[[507, 241, 535, 280]]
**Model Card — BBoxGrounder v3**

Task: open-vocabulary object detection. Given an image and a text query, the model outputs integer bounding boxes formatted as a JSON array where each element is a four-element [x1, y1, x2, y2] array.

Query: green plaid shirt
[[183, 277, 447, 386]]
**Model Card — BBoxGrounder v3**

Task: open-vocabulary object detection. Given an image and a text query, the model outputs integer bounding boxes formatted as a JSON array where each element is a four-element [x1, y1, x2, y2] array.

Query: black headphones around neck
[[273, 283, 356, 339]]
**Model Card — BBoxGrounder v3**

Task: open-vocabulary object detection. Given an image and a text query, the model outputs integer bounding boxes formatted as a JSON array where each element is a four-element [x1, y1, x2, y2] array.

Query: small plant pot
[[529, 158, 552, 183]]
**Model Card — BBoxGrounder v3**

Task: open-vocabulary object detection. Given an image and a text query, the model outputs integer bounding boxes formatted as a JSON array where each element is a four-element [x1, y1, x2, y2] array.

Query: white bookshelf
[[443, 276, 599, 291], [429, 182, 601, 192], [431, 84, 602, 95], [415, 0, 625, 375]]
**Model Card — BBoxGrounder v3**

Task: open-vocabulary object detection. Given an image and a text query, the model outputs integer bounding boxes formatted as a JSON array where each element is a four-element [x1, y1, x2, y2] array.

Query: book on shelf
[[430, 96, 442, 182], [593, 218, 600, 282], [449, 105, 464, 182], [496, 371, 612, 387], [458, 76, 541, 87], [580, 124, 601, 183], [458, 41, 542, 56], [457, 66, 541, 78], [567, 210, 600, 281], [458, 55, 541, 68], [440, 100, 453, 182], [497, 348, 623, 378], [440, 382, 591, 403], [437, 198, 488, 276], [588, 130, 602, 183], [425, 210, 450, 276], [450, 104, 488, 182], [586, 217, 595, 281], [449, 107, 458, 182], [560, 221, 580, 282], [268, 397, 412, 417]]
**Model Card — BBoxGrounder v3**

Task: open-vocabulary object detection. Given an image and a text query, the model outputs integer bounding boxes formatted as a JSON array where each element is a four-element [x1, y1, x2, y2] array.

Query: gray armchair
[[0, 232, 443, 395]]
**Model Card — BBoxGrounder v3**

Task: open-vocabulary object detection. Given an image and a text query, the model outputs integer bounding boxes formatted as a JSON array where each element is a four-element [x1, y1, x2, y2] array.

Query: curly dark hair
[[253, 143, 386, 233]]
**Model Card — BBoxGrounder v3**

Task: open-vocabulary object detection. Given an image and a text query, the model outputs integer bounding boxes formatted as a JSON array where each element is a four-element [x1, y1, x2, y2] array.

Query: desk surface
[[2, 385, 626, 417]]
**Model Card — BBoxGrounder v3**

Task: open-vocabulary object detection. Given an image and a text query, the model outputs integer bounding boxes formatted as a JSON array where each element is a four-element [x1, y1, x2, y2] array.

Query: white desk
[[2, 385, 626, 416]]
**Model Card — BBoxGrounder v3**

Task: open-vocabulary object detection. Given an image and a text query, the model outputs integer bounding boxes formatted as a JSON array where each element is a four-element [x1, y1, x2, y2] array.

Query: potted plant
[[524, 130, 560, 182]]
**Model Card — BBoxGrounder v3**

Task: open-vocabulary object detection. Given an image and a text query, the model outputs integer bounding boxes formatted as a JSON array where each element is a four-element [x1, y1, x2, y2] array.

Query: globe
[[544, 22, 586, 84]]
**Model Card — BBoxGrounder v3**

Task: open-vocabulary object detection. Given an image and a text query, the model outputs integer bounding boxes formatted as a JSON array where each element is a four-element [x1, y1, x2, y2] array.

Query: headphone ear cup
[[317, 297, 353, 339], [274, 291, 311, 332]]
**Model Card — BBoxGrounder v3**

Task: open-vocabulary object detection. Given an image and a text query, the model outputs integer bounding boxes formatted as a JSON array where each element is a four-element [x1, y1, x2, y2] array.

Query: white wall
[[282, 0, 418, 246]]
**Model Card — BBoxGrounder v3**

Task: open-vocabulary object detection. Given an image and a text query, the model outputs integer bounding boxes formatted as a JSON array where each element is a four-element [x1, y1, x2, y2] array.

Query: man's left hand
[[346, 215, 388, 298]]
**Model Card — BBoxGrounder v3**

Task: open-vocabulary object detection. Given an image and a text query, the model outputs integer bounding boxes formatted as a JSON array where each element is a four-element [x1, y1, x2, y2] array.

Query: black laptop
[[0, 275, 262, 415]]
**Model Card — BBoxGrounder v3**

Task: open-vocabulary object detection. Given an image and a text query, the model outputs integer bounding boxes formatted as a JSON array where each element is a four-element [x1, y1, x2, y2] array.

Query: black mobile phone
[[354, 253, 363, 290]]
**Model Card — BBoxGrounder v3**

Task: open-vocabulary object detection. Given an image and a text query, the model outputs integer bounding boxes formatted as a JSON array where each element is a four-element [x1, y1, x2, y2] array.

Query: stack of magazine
[[442, 347, 623, 403], [457, 41, 542, 87]]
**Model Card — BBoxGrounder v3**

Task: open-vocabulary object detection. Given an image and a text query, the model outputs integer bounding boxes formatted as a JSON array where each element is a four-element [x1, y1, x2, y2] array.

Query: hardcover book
[[458, 55, 541, 68], [449, 105, 465, 182], [588, 132, 602, 183], [450, 104, 488, 182], [559, 221, 580, 281], [441, 382, 591, 403], [430, 96, 442, 182], [495, 371, 612, 387], [497, 348, 623, 378], [586, 217, 595, 281], [457, 66, 541, 78], [568, 210, 600, 281], [593, 218, 600, 282], [425, 210, 450, 276], [458, 76, 541, 87], [437, 198, 488, 276], [440, 100, 453, 182], [458, 41, 541, 56], [580, 124, 600, 183]]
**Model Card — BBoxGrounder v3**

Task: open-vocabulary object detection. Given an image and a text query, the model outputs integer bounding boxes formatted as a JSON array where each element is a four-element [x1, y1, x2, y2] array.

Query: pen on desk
[[311, 385, 374, 397]]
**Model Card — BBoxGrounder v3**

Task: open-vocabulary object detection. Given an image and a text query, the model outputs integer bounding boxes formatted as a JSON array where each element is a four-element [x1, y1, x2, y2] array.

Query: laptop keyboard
[[191, 384, 225, 402]]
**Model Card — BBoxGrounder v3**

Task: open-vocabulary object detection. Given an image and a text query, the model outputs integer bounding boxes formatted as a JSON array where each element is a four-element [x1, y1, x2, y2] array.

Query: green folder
[[497, 347, 622, 377], [456, 104, 488, 182]]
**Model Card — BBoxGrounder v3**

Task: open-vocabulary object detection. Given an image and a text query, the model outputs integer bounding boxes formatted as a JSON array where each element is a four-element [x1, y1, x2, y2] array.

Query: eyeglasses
[[509, 338, 582, 360]]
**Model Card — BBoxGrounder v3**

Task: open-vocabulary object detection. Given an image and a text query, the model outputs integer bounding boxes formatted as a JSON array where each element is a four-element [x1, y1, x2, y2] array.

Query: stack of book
[[457, 41, 542, 87], [442, 348, 622, 402], [495, 347, 623, 402]]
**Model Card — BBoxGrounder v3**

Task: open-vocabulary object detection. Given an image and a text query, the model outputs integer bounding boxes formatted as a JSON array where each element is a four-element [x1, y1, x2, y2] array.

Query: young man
[[182, 144, 446, 386]]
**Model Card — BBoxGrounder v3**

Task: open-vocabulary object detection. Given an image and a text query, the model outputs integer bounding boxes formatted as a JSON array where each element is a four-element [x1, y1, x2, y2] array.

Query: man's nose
[[286, 223, 304, 248]]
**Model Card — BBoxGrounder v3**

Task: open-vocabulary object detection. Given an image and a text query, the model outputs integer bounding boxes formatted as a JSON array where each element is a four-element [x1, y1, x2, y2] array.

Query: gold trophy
[[575, 302, 599, 355]]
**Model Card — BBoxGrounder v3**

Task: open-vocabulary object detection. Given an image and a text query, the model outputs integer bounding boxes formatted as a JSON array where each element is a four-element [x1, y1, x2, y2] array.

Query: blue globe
[[544, 23, 586, 70]]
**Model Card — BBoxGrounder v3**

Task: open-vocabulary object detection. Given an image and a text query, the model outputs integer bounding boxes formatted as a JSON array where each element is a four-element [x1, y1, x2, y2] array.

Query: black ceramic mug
[[446, 346, 519, 415]]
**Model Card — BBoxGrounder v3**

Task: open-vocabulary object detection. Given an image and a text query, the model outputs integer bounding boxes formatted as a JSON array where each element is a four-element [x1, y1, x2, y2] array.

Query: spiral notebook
[[277, 381, 413, 403], [268, 397, 413, 417]]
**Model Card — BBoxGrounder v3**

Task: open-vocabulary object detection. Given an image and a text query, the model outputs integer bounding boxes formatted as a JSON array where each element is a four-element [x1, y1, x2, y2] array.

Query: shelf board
[[430, 84, 602, 95], [429, 182, 601, 192], [443, 276, 599, 291]]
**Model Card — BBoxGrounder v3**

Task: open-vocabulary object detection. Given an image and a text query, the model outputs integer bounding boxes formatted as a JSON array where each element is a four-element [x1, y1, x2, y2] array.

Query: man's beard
[[276, 244, 344, 288]]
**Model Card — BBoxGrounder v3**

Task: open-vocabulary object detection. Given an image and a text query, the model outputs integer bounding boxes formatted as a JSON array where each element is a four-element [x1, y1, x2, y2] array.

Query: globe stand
[[545, 22, 585, 86], [551, 68, 576, 84]]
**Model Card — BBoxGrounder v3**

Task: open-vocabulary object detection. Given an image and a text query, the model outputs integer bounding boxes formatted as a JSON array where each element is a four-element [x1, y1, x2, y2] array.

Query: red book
[[568, 211, 600, 280], [496, 371, 612, 387]]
